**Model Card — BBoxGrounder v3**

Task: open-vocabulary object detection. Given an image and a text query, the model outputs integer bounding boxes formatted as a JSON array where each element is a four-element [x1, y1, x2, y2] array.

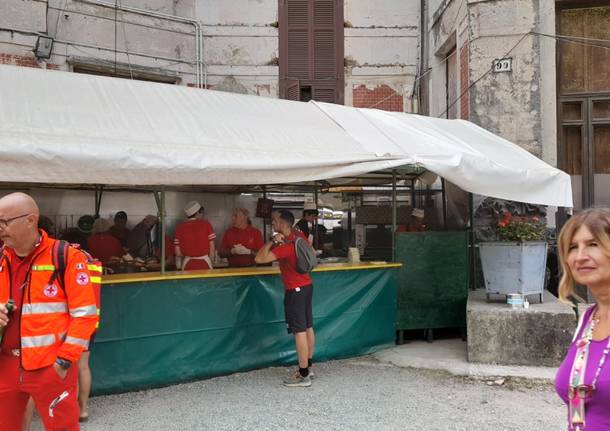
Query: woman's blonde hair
[[557, 208, 610, 303]]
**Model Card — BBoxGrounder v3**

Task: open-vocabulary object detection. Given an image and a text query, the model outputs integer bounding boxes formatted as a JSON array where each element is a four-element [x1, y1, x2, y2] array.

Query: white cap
[[92, 218, 112, 234], [184, 201, 202, 217], [412, 208, 424, 218]]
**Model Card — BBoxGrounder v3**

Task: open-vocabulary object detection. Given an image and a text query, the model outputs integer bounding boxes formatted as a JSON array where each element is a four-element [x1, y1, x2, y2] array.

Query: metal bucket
[[479, 241, 547, 303]]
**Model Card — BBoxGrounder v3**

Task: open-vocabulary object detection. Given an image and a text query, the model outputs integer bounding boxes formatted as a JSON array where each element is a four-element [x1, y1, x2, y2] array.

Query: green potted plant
[[479, 210, 548, 303]]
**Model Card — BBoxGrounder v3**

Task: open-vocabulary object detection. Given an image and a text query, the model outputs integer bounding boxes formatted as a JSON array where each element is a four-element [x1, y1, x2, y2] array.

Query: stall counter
[[92, 262, 401, 395], [101, 261, 401, 284]]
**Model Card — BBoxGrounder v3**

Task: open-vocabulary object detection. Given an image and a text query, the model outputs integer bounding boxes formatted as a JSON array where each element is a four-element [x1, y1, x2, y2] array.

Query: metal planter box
[[479, 241, 548, 303]]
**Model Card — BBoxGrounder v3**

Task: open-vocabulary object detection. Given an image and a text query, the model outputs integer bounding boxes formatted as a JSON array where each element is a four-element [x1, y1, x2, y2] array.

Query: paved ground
[[32, 355, 565, 431], [374, 339, 559, 381]]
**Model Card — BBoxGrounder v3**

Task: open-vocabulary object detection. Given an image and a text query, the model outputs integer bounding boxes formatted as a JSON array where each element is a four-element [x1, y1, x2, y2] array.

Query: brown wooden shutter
[[312, 86, 337, 103], [279, 0, 344, 103], [287, 0, 310, 80], [280, 0, 310, 83], [312, 0, 344, 103], [280, 79, 300, 100], [313, 0, 336, 80]]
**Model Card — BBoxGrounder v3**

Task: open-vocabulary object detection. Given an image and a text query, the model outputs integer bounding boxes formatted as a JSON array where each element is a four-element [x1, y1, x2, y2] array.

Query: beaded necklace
[[568, 307, 610, 430]]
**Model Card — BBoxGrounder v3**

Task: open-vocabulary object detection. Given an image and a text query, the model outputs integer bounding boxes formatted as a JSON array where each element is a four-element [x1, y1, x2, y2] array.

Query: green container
[[395, 231, 468, 331], [91, 267, 398, 395]]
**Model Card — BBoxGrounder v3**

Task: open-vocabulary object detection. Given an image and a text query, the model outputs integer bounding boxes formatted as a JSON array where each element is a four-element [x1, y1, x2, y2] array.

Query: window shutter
[[287, 0, 310, 80], [280, 79, 300, 100], [279, 0, 344, 103], [313, 0, 336, 80], [280, 0, 310, 81], [312, 86, 336, 103]]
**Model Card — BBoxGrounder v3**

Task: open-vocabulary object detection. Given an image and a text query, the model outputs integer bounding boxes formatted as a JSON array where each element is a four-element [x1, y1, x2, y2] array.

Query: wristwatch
[[55, 357, 72, 370]]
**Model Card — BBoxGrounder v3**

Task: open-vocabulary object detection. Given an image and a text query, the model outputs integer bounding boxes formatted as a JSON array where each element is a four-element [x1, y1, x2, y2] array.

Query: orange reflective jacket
[[0, 231, 99, 370]]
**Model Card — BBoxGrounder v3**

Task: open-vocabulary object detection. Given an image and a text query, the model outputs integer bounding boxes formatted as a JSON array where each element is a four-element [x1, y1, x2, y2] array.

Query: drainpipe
[[419, 0, 425, 113], [412, 0, 422, 112], [391, 170, 397, 262], [76, 0, 204, 87]]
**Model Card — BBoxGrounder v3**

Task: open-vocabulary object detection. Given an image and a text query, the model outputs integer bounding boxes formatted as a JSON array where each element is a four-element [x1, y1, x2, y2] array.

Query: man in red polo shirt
[[174, 201, 216, 271], [220, 208, 263, 267], [255, 210, 315, 387]]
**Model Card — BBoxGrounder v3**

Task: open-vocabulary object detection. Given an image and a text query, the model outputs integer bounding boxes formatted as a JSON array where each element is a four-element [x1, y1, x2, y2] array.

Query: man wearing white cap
[[409, 208, 427, 232], [295, 203, 318, 245], [174, 201, 216, 271]]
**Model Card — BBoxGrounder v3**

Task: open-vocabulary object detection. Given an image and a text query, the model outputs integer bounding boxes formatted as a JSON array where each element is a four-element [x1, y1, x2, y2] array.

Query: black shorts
[[284, 284, 313, 334]]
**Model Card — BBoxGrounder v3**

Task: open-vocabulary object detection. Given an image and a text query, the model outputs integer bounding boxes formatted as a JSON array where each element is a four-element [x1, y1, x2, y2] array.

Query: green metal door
[[395, 231, 468, 330]]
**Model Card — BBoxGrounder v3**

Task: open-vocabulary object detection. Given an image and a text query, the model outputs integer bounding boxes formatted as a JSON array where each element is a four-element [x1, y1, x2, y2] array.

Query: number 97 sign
[[492, 58, 512, 73]]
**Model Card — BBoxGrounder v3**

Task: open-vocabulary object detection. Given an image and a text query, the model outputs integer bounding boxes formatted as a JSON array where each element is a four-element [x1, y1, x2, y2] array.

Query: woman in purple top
[[555, 208, 610, 430]]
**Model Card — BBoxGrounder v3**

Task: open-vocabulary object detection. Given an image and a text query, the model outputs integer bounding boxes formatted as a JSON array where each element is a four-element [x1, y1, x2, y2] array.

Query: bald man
[[0, 193, 98, 431]]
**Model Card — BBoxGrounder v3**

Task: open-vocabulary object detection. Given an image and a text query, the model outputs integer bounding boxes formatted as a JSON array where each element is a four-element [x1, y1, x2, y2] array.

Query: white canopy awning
[[0, 65, 572, 207]]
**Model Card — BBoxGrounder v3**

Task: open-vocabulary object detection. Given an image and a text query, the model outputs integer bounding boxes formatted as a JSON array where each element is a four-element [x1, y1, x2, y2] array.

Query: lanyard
[[568, 307, 607, 431], [568, 318, 593, 430]]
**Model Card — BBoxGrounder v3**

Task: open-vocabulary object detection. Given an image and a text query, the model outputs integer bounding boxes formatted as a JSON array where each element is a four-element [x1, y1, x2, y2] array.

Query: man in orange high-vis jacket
[[0, 193, 98, 431]]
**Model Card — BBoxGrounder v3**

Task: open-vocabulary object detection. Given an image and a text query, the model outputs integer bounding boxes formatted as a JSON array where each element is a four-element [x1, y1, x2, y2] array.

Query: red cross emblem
[[76, 272, 89, 286], [43, 284, 58, 298]]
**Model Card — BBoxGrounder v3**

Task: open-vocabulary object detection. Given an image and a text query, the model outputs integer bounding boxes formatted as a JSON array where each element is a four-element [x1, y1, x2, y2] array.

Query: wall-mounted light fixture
[[34, 36, 54, 59]]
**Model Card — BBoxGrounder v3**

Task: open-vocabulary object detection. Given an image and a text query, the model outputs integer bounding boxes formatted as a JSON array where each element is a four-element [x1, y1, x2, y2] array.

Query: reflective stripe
[[22, 303, 68, 315], [21, 334, 56, 348], [65, 336, 89, 349], [87, 264, 102, 273], [32, 265, 55, 271], [90, 276, 101, 283], [69, 305, 97, 318]]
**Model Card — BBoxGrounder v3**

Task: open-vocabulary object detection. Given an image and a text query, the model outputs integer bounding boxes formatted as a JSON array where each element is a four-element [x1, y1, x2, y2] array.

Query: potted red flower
[[479, 210, 547, 303]]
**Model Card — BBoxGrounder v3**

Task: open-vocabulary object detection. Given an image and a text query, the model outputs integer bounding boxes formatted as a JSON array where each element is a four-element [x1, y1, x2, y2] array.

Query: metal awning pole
[[159, 188, 166, 275], [262, 186, 267, 240], [468, 192, 475, 290], [313, 184, 319, 249], [392, 170, 397, 262], [441, 178, 448, 230], [411, 179, 416, 209], [94, 185, 104, 218]]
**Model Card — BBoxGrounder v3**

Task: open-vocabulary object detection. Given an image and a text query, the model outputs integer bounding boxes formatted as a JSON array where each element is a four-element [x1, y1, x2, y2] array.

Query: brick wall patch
[[352, 84, 403, 112], [0, 53, 57, 70]]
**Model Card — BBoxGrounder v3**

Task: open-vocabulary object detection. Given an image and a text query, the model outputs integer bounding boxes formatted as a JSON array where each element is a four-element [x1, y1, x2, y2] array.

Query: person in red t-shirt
[[87, 218, 124, 264], [109, 211, 130, 247], [174, 201, 216, 271], [397, 209, 427, 232], [255, 210, 315, 388], [220, 208, 264, 267]]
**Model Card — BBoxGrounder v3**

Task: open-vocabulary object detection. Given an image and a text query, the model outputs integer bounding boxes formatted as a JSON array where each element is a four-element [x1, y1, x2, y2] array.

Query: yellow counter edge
[[102, 262, 403, 285]]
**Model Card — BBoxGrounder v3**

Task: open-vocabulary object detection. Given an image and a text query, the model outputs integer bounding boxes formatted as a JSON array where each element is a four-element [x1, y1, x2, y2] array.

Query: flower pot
[[479, 241, 548, 303]]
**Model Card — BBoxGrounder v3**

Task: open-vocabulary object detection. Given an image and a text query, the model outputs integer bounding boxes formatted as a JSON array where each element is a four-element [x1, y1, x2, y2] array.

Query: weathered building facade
[[425, 0, 610, 210], [0, 0, 418, 109]]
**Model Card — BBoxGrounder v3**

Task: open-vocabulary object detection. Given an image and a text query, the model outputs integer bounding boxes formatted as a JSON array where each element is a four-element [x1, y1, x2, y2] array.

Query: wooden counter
[[101, 262, 402, 285]]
